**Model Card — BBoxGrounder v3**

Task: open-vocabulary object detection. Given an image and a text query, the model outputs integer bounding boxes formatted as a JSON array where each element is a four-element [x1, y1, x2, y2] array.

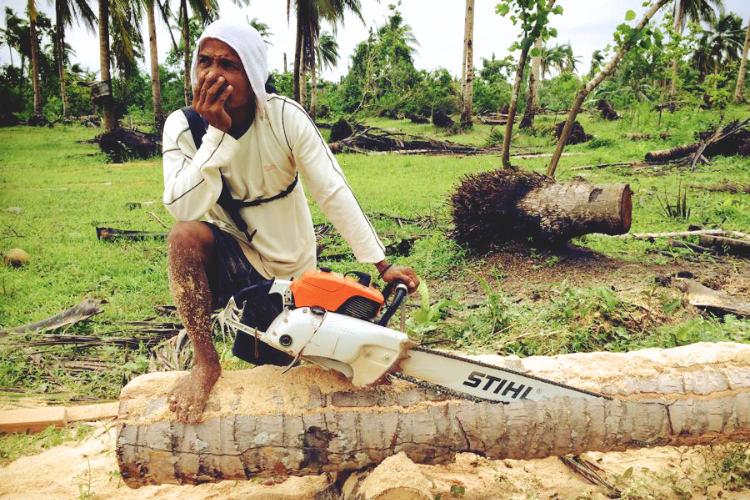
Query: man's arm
[[162, 71, 240, 222], [282, 101, 420, 292]]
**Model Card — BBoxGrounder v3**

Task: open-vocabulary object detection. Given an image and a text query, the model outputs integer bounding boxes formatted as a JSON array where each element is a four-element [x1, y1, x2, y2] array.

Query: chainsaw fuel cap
[[279, 334, 293, 347]]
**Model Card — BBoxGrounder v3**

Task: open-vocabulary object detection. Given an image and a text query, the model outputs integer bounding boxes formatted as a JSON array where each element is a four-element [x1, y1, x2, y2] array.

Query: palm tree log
[[451, 169, 631, 249], [116, 342, 750, 488]]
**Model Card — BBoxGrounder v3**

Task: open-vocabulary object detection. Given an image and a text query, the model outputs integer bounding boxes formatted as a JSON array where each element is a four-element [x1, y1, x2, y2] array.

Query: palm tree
[[146, 0, 164, 124], [560, 43, 580, 73], [588, 49, 605, 78], [734, 7, 750, 102], [248, 16, 273, 45], [310, 29, 337, 117], [2, 8, 25, 69], [28, 0, 42, 118], [50, 0, 96, 118], [460, 0, 475, 128], [669, 0, 724, 101], [288, 0, 363, 108], [177, 0, 216, 105], [110, 0, 144, 109], [98, 0, 116, 131], [692, 11, 744, 78]]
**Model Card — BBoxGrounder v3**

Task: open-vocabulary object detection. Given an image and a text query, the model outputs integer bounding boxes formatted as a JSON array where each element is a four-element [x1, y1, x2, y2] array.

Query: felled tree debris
[[692, 180, 750, 194], [596, 99, 619, 120], [329, 118, 354, 142], [328, 126, 495, 155], [405, 111, 429, 124], [645, 118, 750, 163], [0, 113, 20, 127], [698, 233, 750, 256], [94, 128, 161, 162], [1, 298, 104, 336], [674, 279, 750, 317], [625, 133, 651, 140], [432, 109, 454, 129], [96, 227, 168, 241], [554, 120, 592, 145], [478, 113, 511, 125], [451, 168, 631, 249]]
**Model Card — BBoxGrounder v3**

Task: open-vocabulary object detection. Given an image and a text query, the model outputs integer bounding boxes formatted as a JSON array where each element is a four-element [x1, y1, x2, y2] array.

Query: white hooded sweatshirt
[[162, 19, 385, 279]]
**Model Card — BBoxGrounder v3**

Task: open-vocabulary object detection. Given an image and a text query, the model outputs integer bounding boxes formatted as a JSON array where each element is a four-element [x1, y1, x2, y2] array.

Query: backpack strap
[[181, 106, 207, 149], [179, 106, 298, 244]]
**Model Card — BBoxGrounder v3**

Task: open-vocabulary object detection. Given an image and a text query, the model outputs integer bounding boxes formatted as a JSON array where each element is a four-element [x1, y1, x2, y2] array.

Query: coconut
[[4, 248, 30, 268]]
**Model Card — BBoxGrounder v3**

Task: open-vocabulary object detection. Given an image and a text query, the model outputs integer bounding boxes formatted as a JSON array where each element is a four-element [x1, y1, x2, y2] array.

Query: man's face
[[196, 38, 253, 114]]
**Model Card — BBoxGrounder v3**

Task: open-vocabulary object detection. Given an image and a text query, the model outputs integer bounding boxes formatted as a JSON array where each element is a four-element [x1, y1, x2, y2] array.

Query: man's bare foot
[[168, 363, 221, 423]]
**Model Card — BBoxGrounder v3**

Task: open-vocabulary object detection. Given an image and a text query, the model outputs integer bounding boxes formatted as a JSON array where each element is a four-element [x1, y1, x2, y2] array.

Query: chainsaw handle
[[378, 280, 408, 327]]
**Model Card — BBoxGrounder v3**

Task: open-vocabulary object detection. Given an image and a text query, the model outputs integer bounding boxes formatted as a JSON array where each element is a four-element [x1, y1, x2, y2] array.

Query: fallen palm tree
[[645, 118, 750, 163], [117, 342, 750, 488], [328, 126, 497, 155], [450, 168, 631, 249]]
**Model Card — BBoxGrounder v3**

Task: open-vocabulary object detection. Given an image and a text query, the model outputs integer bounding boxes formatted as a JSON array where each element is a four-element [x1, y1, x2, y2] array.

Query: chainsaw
[[218, 268, 606, 404]]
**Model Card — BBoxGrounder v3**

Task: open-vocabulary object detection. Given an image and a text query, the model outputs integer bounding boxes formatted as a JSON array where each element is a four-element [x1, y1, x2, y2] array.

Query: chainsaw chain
[[389, 372, 505, 404], [402, 345, 612, 401]]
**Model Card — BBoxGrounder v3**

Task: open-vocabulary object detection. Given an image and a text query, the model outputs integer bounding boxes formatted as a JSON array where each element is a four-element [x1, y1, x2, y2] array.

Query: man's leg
[[166, 220, 220, 423]]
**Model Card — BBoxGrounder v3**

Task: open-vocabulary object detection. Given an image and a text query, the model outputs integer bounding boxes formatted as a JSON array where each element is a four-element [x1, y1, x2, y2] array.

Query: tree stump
[[451, 168, 631, 250], [117, 342, 750, 488]]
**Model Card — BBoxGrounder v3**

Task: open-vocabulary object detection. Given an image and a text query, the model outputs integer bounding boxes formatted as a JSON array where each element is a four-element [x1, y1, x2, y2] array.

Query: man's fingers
[[217, 85, 233, 105]]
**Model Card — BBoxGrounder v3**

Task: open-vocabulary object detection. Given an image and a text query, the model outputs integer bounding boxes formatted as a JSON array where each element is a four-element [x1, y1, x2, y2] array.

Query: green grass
[[0, 103, 749, 402]]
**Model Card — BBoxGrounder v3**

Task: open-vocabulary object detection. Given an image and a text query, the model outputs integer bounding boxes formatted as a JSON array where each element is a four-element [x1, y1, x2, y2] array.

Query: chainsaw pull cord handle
[[378, 280, 408, 327]]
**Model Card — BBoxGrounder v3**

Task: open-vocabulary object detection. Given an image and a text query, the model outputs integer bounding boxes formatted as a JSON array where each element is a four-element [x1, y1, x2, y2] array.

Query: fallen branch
[[1, 299, 104, 336], [96, 227, 168, 241], [645, 118, 750, 163]]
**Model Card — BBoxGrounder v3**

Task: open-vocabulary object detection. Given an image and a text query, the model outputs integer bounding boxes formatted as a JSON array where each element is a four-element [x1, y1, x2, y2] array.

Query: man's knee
[[168, 221, 214, 262]]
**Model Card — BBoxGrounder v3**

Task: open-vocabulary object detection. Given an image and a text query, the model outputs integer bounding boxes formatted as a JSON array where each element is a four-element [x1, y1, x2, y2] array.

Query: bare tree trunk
[[181, 0, 191, 106], [284, 52, 288, 73], [520, 37, 543, 129], [310, 63, 317, 119], [669, 2, 683, 104], [293, 16, 302, 102], [116, 342, 750, 488], [300, 56, 308, 109], [98, 0, 117, 132], [734, 5, 750, 103], [55, 1, 68, 118], [501, 47, 529, 169], [29, 0, 42, 117], [547, 0, 669, 178], [460, 0, 475, 128], [147, 0, 164, 125]]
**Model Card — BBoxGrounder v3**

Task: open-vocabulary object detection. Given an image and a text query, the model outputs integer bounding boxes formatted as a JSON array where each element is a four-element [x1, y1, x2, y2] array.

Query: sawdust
[[3, 424, 745, 500], [122, 365, 376, 424]]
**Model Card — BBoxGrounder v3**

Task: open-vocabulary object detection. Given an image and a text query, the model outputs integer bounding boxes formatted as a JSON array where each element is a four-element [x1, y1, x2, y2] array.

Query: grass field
[[1, 103, 749, 402]]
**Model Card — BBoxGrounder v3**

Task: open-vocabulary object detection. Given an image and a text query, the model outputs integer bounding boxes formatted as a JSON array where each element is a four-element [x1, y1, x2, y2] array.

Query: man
[[162, 19, 419, 423]]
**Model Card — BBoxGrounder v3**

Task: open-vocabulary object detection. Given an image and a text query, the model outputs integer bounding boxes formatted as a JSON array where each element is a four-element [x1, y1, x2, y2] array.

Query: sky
[[1, 0, 748, 82]]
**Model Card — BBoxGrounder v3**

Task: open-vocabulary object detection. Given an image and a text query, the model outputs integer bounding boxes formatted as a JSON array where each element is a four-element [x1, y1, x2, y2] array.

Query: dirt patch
[[453, 241, 750, 304]]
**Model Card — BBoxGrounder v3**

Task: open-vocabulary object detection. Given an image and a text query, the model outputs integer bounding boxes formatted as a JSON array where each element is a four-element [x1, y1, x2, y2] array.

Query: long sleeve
[[282, 101, 386, 264], [162, 110, 241, 221]]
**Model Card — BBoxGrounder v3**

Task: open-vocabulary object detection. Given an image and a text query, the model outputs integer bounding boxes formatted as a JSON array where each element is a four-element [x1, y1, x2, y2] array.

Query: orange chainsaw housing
[[290, 269, 384, 318]]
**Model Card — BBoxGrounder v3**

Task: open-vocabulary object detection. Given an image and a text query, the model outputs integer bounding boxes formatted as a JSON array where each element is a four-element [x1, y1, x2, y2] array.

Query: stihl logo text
[[462, 371, 534, 400]]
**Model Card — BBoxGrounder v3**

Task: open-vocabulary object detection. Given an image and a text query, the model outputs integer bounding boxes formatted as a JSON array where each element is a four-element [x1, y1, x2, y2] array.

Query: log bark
[[451, 169, 631, 249], [116, 342, 750, 488]]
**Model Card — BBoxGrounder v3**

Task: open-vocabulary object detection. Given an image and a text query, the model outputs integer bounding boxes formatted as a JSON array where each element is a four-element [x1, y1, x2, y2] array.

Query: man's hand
[[167, 362, 221, 423], [193, 70, 234, 133], [377, 261, 419, 294]]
